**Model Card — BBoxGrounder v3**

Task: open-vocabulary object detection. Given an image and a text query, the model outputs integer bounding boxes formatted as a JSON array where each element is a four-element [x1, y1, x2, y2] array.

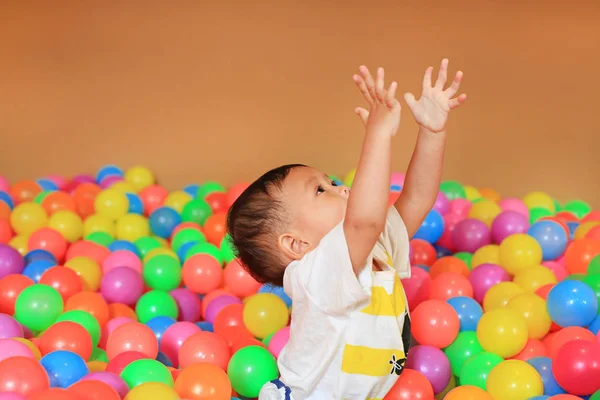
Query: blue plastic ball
[[40, 350, 89, 388], [126, 193, 144, 215], [146, 316, 177, 344], [156, 351, 173, 367], [177, 242, 198, 262], [413, 209, 444, 243], [23, 259, 55, 283], [527, 357, 566, 396], [108, 240, 140, 256], [415, 264, 430, 272], [24, 249, 57, 265], [527, 220, 568, 261], [566, 222, 580, 240], [36, 179, 58, 191], [196, 321, 214, 332], [547, 280, 598, 327], [259, 283, 292, 308], [96, 164, 124, 183], [184, 184, 200, 198], [0, 191, 14, 209], [434, 244, 453, 259], [588, 314, 600, 335], [149, 207, 181, 238], [447, 296, 483, 331]]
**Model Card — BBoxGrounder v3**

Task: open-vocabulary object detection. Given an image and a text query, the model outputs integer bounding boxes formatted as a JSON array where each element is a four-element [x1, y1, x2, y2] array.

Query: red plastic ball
[[39, 266, 83, 302], [39, 321, 93, 360], [28, 227, 68, 261], [410, 239, 437, 267], [0, 274, 34, 314]]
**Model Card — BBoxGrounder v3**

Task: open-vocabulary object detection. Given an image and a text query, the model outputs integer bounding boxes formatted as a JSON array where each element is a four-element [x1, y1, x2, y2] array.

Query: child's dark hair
[[227, 164, 306, 287]]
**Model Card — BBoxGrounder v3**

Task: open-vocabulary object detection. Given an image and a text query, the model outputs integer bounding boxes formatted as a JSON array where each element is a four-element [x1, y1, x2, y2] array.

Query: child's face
[[280, 166, 349, 253]]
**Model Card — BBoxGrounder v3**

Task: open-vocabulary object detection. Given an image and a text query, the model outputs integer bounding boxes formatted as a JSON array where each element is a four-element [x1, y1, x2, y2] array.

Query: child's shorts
[[259, 379, 294, 400]]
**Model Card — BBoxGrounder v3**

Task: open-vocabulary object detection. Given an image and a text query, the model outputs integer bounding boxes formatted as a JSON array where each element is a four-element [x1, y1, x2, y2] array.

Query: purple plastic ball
[[491, 210, 530, 244], [81, 371, 129, 397], [100, 267, 144, 306], [469, 263, 511, 304], [0, 244, 25, 279], [405, 345, 451, 394], [170, 288, 202, 322], [0, 313, 24, 339], [204, 295, 241, 323], [452, 218, 491, 253]]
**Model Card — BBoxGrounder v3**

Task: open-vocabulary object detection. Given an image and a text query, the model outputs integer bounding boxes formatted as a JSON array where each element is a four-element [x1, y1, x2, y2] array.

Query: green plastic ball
[[33, 191, 51, 205], [15, 284, 64, 332], [220, 234, 237, 264], [444, 331, 484, 375], [181, 199, 212, 226], [440, 181, 466, 200], [590, 389, 600, 400], [171, 228, 206, 253], [262, 332, 276, 347], [85, 231, 114, 247], [56, 310, 101, 347], [120, 358, 174, 389], [143, 255, 182, 291], [563, 200, 592, 219], [529, 207, 554, 224], [227, 345, 279, 398], [196, 181, 226, 199], [90, 347, 109, 362], [583, 274, 600, 304], [459, 351, 503, 390], [185, 242, 223, 264], [134, 236, 163, 258], [454, 252, 473, 269], [135, 290, 178, 323], [564, 273, 586, 281], [589, 255, 600, 275]]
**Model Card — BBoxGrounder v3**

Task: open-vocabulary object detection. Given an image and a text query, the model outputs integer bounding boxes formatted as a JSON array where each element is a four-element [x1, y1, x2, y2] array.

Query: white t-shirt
[[276, 207, 411, 400]]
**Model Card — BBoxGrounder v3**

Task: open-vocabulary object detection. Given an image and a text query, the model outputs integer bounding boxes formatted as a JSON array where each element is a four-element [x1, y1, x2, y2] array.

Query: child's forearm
[[395, 126, 446, 236]]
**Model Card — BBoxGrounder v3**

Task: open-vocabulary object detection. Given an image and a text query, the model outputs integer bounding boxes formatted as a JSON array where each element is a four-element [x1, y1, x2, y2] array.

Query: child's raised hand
[[353, 66, 401, 137], [404, 59, 467, 133]]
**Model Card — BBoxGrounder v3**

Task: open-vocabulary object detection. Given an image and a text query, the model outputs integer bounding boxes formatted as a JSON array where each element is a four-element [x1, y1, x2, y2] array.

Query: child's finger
[[375, 67, 385, 101], [359, 65, 378, 103], [385, 82, 398, 108], [355, 107, 369, 126], [449, 93, 467, 109], [434, 58, 449, 89], [353, 75, 374, 104], [404, 92, 417, 109], [422, 66, 433, 89], [444, 71, 463, 98]]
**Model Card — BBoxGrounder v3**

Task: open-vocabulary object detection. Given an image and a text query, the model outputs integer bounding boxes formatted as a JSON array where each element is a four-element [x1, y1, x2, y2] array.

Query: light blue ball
[[447, 296, 483, 331], [527, 356, 566, 396], [547, 280, 598, 327], [413, 209, 444, 243], [40, 350, 89, 388], [149, 206, 181, 238], [527, 220, 568, 261]]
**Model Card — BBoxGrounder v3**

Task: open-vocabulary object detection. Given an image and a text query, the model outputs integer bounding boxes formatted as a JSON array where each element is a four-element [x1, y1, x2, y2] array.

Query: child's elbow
[[344, 218, 385, 237]]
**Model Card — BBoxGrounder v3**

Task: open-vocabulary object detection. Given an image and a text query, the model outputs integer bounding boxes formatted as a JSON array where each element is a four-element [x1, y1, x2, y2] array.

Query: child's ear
[[279, 232, 310, 260]]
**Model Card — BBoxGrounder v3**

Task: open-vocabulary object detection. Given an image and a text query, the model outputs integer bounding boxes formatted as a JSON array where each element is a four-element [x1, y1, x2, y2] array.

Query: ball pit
[[1, 166, 600, 399]]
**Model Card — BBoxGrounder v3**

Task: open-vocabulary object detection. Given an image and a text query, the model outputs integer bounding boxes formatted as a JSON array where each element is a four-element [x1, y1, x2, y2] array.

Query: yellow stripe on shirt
[[360, 276, 406, 317], [341, 344, 406, 376]]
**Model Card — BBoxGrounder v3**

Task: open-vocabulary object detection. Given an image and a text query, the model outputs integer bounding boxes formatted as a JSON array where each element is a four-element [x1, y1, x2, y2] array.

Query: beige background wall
[[1, 1, 599, 206]]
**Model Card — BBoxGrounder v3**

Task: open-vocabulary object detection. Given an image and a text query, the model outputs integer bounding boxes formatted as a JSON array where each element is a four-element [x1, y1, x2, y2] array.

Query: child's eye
[[317, 185, 325, 195], [331, 180, 338, 187]]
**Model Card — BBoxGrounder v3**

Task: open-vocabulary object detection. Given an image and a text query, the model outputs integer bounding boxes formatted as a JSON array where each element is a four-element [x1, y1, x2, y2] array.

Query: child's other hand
[[353, 66, 401, 137], [405, 59, 467, 133]]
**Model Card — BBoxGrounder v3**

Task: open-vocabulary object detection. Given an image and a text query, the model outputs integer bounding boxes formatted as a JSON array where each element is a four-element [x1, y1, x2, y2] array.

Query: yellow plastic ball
[[499, 234, 543, 275], [464, 185, 482, 201], [143, 247, 178, 264], [125, 382, 179, 400], [164, 190, 192, 214], [471, 244, 500, 268], [486, 360, 543, 400], [13, 338, 41, 360], [343, 168, 357, 187], [468, 199, 501, 227], [9, 202, 48, 235], [512, 265, 556, 292], [574, 221, 600, 240], [506, 292, 551, 340], [8, 234, 29, 255], [243, 293, 289, 339], [125, 166, 155, 192], [110, 181, 137, 194], [48, 210, 83, 242], [523, 191, 555, 212], [65, 256, 102, 291], [483, 281, 525, 312], [83, 214, 116, 238], [476, 308, 528, 358], [87, 361, 107, 372], [94, 189, 129, 221], [116, 214, 150, 242]]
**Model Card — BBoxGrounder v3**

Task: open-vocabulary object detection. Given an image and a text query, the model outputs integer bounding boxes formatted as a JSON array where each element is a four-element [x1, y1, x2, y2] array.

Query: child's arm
[[344, 66, 401, 274], [395, 59, 467, 237]]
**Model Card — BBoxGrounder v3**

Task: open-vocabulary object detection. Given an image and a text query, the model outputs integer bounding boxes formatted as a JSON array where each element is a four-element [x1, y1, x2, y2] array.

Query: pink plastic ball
[[452, 218, 491, 253], [160, 321, 201, 368], [402, 266, 432, 311], [491, 211, 530, 244], [498, 197, 530, 218], [542, 261, 568, 282], [468, 263, 511, 304], [433, 192, 450, 215], [448, 198, 472, 218], [100, 267, 144, 306], [437, 213, 463, 251], [0, 314, 24, 339], [390, 172, 405, 187], [268, 326, 290, 358], [100, 176, 124, 189], [0, 338, 35, 362], [45, 175, 68, 190], [102, 250, 142, 274], [170, 288, 202, 322], [0, 176, 9, 192], [204, 295, 242, 323]]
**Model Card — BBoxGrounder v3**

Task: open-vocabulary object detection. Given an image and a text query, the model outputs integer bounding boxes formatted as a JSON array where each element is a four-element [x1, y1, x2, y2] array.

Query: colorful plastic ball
[[8, 234, 28, 256], [574, 222, 600, 240], [65, 291, 109, 327], [491, 210, 530, 245], [383, 368, 434, 400], [506, 292, 551, 339], [163, 191, 192, 215], [123, 166, 154, 192], [213, 303, 244, 335], [55, 310, 101, 348], [562, 200, 591, 219], [0, 219, 13, 245], [106, 321, 158, 360], [459, 351, 502, 390], [196, 181, 226, 199], [411, 299, 460, 348], [528, 220, 569, 261], [142, 255, 181, 291], [65, 256, 102, 291], [468, 199, 501, 228], [206, 191, 229, 214], [10, 202, 48, 235], [105, 351, 147, 376], [0, 274, 33, 315], [80, 371, 128, 398], [410, 238, 438, 266], [102, 249, 142, 274], [564, 238, 600, 274], [471, 244, 500, 269], [65, 240, 109, 265], [0, 338, 35, 362], [513, 265, 557, 293], [125, 193, 144, 215], [227, 345, 278, 398], [405, 345, 451, 394], [413, 209, 445, 243], [547, 280, 598, 327], [138, 185, 168, 217], [148, 207, 180, 239], [100, 267, 144, 306], [401, 266, 431, 311], [40, 350, 89, 388], [204, 295, 242, 323], [10, 181, 42, 205], [0, 356, 50, 395], [143, 247, 177, 264], [499, 233, 543, 275], [178, 331, 231, 370], [83, 215, 116, 238], [526, 356, 565, 396], [174, 362, 231, 400], [430, 271, 473, 301], [0, 191, 14, 209], [66, 379, 121, 400], [203, 212, 227, 245], [181, 198, 212, 226], [94, 189, 129, 221], [96, 165, 124, 183], [243, 293, 289, 339], [27, 227, 67, 261], [223, 259, 261, 298], [85, 231, 114, 247], [120, 358, 173, 389], [183, 184, 199, 198], [447, 296, 483, 331], [530, 207, 555, 224], [165, 289, 197, 322], [440, 180, 466, 200], [38, 266, 81, 302], [48, 211, 83, 243], [511, 338, 547, 362], [146, 316, 176, 345], [553, 340, 600, 396], [445, 385, 493, 400], [0, 244, 25, 278], [171, 228, 206, 253], [39, 321, 93, 360], [116, 214, 150, 242], [160, 322, 201, 368], [449, 198, 473, 218], [267, 326, 290, 359], [452, 218, 491, 253], [444, 330, 484, 376], [22, 259, 54, 283], [477, 307, 528, 358], [15, 283, 64, 332], [108, 239, 139, 255], [487, 359, 543, 400]]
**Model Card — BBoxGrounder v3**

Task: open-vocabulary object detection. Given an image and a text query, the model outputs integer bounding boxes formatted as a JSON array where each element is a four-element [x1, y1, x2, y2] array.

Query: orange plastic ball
[[203, 212, 227, 245], [139, 185, 168, 216], [66, 291, 110, 327], [28, 227, 68, 261], [182, 254, 224, 295], [213, 303, 244, 335], [223, 259, 261, 298], [174, 362, 232, 400], [429, 256, 470, 279], [42, 191, 76, 215], [72, 183, 102, 218], [108, 303, 138, 321], [411, 299, 460, 348], [564, 238, 600, 274], [9, 180, 42, 205], [178, 331, 231, 370], [106, 321, 158, 360], [39, 266, 83, 302]]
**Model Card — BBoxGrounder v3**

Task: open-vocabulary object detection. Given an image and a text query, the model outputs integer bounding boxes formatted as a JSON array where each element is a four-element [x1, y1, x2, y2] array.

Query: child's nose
[[339, 186, 350, 197]]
